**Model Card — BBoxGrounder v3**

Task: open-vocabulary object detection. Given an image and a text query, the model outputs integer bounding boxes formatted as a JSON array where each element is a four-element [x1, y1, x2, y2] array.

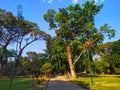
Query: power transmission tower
[[17, 4, 24, 20]]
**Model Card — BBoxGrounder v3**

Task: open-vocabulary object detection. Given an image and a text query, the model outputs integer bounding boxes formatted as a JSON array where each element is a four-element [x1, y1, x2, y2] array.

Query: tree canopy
[[0, 8, 51, 77]]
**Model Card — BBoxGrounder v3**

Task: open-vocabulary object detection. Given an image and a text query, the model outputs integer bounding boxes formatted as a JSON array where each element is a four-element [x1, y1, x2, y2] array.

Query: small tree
[[40, 62, 53, 77]]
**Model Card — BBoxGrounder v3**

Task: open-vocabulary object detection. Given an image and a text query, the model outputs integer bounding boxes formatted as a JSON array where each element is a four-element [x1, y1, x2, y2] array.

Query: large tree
[[0, 8, 51, 67], [44, 1, 115, 79], [0, 9, 21, 72]]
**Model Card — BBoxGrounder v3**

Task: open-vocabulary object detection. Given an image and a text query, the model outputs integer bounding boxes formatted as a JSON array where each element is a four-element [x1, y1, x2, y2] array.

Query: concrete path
[[45, 76, 87, 90]]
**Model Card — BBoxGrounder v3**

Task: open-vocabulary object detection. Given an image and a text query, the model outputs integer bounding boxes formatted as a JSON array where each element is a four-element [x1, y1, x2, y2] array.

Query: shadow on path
[[44, 76, 87, 90]]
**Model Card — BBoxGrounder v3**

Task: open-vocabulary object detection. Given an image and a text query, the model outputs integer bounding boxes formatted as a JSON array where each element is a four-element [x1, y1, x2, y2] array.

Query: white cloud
[[100, 0, 104, 2], [72, 0, 78, 4], [41, 0, 53, 3], [94, 0, 105, 3], [48, 0, 53, 3], [94, 0, 98, 3]]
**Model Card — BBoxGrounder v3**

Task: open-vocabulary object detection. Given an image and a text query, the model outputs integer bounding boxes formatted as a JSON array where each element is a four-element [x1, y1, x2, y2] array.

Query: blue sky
[[0, 0, 120, 56]]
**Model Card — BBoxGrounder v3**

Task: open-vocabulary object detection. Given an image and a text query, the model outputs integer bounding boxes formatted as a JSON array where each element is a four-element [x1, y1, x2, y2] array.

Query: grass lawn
[[0, 77, 45, 90], [75, 74, 120, 90]]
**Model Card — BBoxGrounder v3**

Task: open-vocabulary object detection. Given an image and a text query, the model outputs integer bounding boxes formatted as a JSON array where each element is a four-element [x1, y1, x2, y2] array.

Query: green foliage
[[92, 59, 109, 74], [0, 9, 19, 45], [111, 40, 120, 54], [114, 68, 120, 74], [100, 24, 115, 39], [108, 54, 120, 67], [25, 52, 46, 75], [44, 9, 56, 29], [44, 1, 103, 44], [17, 52, 47, 76], [98, 40, 120, 73], [27, 51, 38, 62], [40, 62, 53, 74], [44, 36, 68, 74]]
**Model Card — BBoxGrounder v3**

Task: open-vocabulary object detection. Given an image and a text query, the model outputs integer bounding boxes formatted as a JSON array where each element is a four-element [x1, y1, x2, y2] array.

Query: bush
[[115, 68, 120, 74]]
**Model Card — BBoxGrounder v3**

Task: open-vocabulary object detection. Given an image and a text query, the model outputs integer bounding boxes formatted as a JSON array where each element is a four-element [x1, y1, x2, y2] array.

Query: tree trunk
[[66, 45, 77, 79], [32, 73, 35, 88], [9, 77, 13, 90]]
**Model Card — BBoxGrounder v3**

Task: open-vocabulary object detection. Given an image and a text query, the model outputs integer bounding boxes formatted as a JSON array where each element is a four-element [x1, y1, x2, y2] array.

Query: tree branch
[[73, 49, 85, 65], [73, 39, 99, 65]]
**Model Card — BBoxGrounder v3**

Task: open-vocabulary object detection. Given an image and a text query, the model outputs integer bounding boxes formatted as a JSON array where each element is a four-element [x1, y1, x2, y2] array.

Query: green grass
[[0, 77, 45, 90], [75, 74, 120, 90]]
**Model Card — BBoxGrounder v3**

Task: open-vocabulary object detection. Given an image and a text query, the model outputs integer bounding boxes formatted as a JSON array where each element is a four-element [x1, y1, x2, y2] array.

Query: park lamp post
[[87, 49, 94, 86]]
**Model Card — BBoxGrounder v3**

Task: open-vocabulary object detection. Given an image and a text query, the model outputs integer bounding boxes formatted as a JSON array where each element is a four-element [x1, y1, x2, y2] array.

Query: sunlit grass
[[76, 74, 120, 90], [0, 78, 32, 90]]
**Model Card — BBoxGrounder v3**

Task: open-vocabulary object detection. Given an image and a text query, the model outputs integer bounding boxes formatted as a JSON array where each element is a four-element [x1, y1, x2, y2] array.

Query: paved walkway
[[45, 76, 87, 90]]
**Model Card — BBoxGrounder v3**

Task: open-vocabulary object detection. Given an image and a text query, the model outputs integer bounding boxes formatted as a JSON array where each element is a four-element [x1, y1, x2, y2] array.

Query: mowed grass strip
[[0, 77, 45, 90], [75, 75, 120, 90], [0, 78, 32, 90]]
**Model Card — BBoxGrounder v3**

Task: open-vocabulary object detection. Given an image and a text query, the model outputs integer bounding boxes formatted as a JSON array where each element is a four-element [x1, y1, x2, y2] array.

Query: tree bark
[[66, 45, 77, 79]]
